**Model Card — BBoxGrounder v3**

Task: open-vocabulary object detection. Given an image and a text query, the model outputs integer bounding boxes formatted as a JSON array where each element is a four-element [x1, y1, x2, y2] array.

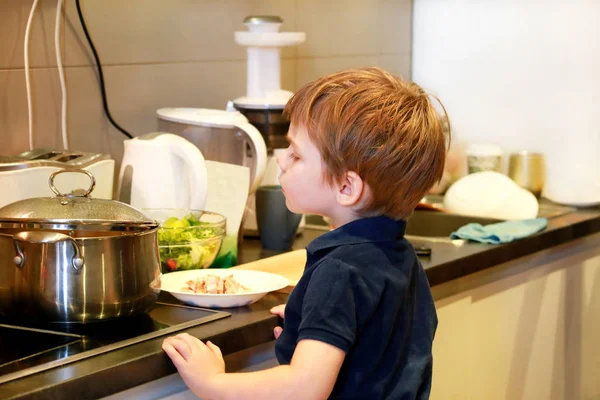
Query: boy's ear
[[336, 171, 365, 208]]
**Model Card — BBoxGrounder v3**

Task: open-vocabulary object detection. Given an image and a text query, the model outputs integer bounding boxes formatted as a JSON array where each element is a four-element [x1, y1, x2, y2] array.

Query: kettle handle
[[168, 136, 208, 210], [234, 121, 267, 194]]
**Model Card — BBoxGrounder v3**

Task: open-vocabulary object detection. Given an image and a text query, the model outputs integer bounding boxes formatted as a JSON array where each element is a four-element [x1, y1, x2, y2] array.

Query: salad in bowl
[[144, 209, 226, 273]]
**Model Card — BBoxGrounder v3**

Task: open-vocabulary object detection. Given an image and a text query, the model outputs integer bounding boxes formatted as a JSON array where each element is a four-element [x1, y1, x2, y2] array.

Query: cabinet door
[[431, 234, 600, 400]]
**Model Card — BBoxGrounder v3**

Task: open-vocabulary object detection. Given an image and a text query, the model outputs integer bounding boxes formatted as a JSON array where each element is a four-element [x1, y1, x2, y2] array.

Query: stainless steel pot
[[0, 169, 161, 323]]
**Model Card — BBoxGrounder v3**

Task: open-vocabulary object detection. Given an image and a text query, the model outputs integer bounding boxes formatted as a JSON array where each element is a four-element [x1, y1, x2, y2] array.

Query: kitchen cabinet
[[431, 233, 600, 399]]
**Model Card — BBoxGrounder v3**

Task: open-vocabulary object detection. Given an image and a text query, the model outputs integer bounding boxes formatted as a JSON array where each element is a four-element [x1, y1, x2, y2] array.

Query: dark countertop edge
[[3, 210, 600, 399], [2, 293, 287, 400], [424, 212, 600, 286]]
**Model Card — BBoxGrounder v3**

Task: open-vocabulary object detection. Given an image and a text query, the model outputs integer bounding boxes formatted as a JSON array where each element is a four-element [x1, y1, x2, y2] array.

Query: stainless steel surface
[[233, 106, 289, 150], [0, 149, 111, 172], [508, 151, 545, 197], [13, 231, 84, 271], [305, 212, 499, 239], [405, 211, 502, 238], [0, 169, 153, 226], [49, 169, 96, 197], [243, 15, 283, 24], [0, 169, 161, 323], [157, 118, 261, 187], [0, 226, 160, 322]]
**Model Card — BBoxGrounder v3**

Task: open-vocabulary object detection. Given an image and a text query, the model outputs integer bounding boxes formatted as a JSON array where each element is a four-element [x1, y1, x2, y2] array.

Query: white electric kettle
[[156, 105, 267, 195], [117, 133, 208, 210]]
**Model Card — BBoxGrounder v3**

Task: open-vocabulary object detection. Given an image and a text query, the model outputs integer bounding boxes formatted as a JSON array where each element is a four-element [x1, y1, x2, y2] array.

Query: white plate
[[159, 269, 289, 308]]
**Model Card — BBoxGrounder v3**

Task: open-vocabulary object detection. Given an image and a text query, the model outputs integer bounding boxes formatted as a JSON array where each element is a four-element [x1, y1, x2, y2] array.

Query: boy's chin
[[285, 199, 301, 214]]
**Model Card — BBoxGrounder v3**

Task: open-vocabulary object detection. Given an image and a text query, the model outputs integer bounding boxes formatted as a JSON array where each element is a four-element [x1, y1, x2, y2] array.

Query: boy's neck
[[326, 210, 362, 230]]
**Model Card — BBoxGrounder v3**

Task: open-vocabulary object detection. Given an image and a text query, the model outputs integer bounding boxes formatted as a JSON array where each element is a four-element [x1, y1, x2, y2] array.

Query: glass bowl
[[142, 209, 226, 272]]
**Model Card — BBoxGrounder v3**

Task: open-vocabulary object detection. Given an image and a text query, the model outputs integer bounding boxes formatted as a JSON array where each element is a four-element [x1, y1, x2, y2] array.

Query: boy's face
[[277, 124, 337, 216]]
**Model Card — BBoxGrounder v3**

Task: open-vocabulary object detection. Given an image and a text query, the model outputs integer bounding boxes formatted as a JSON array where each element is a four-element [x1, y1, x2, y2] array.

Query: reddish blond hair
[[284, 67, 449, 219]]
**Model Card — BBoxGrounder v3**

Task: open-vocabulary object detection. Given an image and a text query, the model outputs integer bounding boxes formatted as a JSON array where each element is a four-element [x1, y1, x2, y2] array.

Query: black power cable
[[75, 0, 133, 139]]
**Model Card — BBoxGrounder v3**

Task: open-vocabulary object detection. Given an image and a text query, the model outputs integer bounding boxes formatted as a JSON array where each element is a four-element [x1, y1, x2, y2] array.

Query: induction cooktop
[[0, 293, 230, 385]]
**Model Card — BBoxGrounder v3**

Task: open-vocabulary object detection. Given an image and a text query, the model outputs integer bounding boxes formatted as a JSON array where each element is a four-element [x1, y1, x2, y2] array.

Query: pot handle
[[13, 231, 84, 271], [49, 169, 96, 197]]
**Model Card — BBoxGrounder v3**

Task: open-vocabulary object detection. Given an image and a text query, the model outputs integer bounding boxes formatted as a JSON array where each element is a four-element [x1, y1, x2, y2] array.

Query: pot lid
[[0, 169, 153, 226]]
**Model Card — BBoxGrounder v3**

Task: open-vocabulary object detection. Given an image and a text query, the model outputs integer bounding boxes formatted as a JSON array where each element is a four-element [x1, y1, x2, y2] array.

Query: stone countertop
[[2, 208, 600, 399], [238, 208, 600, 287]]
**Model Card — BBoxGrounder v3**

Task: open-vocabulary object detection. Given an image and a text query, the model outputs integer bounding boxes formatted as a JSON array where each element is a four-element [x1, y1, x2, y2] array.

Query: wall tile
[[99, 59, 248, 174], [63, 67, 110, 155], [63, 0, 297, 67], [99, 58, 295, 136], [295, 56, 383, 88], [1, 0, 413, 176], [280, 59, 297, 93], [379, 0, 413, 55], [101, 61, 244, 137], [295, 0, 381, 58], [0, 0, 64, 69], [0, 58, 295, 164], [0, 68, 62, 154], [378, 54, 412, 80], [103, 58, 294, 186]]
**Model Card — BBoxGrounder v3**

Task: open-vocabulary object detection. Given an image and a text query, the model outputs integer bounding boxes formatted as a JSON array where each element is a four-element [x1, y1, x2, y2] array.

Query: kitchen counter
[[2, 207, 600, 399], [238, 207, 600, 288]]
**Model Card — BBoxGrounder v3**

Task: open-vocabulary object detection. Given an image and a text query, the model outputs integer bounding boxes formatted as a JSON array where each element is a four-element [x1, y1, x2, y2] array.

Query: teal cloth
[[450, 218, 548, 244]]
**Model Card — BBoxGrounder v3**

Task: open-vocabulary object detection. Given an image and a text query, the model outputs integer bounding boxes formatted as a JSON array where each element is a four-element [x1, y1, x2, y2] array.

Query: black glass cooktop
[[0, 293, 230, 385]]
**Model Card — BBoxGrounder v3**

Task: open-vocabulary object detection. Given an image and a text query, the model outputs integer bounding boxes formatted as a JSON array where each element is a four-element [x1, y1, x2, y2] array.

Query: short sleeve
[[297, 259, 359, 353]]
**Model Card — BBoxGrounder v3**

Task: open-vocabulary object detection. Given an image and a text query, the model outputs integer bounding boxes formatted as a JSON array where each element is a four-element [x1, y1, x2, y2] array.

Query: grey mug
[[255, 185, 302, 251]]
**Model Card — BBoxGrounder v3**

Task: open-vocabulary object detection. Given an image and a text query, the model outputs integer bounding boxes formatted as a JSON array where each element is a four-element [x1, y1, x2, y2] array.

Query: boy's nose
[[276, 149, 288, 172]]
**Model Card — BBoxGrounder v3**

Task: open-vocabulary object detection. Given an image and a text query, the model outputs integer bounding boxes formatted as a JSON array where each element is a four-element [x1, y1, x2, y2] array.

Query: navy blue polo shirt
[[275, 216, 438, 399]]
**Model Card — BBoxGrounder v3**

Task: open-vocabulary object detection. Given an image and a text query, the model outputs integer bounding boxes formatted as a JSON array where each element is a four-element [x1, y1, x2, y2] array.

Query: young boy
[[162, 67, 448, 400]]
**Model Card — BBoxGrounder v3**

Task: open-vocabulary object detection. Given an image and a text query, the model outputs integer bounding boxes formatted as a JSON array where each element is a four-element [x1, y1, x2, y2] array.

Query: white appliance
[[232, 16, 306, 235], [156, 107, 269, 238], [232, 15, 305, 110], [117, 133, 208, 210], [156, 106, 267, 195], [0, 149, 115, 208]]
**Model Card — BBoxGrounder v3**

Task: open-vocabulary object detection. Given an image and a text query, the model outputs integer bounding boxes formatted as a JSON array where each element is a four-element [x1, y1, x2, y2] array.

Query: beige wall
[[0, 0, 412, 172]]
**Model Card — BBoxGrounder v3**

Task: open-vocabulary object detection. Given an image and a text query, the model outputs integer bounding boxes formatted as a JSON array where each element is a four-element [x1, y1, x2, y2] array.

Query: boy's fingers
[[270, 304, 286, 318], [206, 341, 223, 358], [162, 342, 186, 368], [168, 337, 193, 360], [274, 326, 283, 339], [177, 333, 204, 354]]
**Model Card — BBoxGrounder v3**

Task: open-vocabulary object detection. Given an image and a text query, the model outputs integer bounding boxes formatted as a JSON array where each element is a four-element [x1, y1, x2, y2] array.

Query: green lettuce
[[158, 214, 224, 272]]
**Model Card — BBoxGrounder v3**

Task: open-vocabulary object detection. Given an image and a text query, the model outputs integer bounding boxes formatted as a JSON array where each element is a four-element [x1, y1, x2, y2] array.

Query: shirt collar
[[306, 215, 407, 254]]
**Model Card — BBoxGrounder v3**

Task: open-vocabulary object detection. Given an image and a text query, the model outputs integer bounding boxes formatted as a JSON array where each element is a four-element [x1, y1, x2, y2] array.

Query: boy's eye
[[287, 145, 299, 160]]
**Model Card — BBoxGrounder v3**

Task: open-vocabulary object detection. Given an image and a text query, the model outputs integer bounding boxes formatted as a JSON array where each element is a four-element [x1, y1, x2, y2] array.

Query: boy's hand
[[270, 304, 286, 339], [162, 333, 225, 397]]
